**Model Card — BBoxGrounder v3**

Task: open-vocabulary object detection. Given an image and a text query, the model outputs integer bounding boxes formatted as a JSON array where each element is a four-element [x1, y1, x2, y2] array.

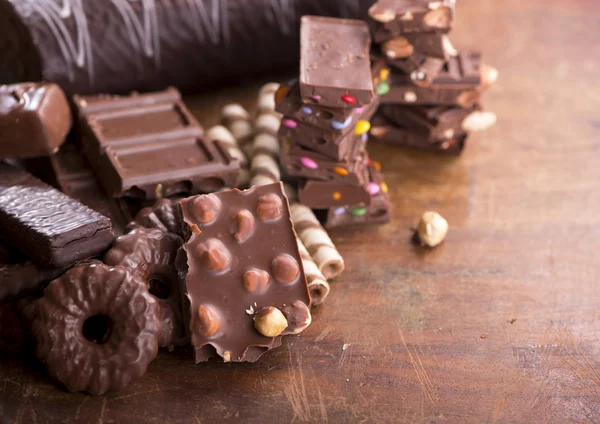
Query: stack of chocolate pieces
[[367, 0, 498, 154], [277, 16, 392, 229]]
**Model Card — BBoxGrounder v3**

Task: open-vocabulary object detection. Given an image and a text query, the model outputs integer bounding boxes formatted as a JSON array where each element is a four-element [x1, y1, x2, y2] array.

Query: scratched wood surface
[[2, 0, 600, 422]]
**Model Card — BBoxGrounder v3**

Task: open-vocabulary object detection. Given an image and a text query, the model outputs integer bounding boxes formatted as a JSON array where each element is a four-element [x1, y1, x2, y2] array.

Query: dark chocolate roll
[[0, 0, 375, 96]]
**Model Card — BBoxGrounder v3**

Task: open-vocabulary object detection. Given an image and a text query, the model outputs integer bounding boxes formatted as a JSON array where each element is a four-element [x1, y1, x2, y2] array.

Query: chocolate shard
[[300, 16, 374, 108], [178, 183, 311, 363], [75, 88, 240, 199], [0, 82, 71, 159], [0, 162, 114, 267]]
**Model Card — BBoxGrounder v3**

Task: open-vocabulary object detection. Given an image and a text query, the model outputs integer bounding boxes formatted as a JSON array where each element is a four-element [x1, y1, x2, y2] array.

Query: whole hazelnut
[[253, 306, 288, 337], [416, 211, 448, 247]]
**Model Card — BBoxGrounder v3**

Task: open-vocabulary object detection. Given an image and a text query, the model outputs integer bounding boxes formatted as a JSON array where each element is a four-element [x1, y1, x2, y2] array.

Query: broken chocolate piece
[[0, 82, 71, 159], [0, 163, 114, 267], [126, 197, 183, 237], [74, 88, 240, 198], [178, 183, 311, 363], [300, 16, 374, 108], [297, 171, 372, 209]]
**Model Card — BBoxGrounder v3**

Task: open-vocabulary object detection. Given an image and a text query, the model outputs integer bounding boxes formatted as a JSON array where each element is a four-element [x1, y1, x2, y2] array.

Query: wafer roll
[[221, 103, 254, 147], [297, 238, 330, 306], [206, 125, 251, 188], [290, 203, 345, 279]]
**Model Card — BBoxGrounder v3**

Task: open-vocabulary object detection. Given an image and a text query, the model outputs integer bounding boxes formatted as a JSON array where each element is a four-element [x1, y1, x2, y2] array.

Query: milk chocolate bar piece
[[44, 143, 137, 236], [0, 242, 66, 303], [282, 130, 369, 185], [0, 83, 71, 159], [297, 165, 372, 209], [178, 183, 311, 363], [278, 97, 379, 161], [380, 52, 483, 106], [0, 162, 114, 267], [275, 82, 355, 132], [368, 0, 455, 43], [370, 116, 467, 155], [324, 166, 391, 228], [75, 88, 240, 198], [300, 16, 374, 108], [379, 104, 480, 140]]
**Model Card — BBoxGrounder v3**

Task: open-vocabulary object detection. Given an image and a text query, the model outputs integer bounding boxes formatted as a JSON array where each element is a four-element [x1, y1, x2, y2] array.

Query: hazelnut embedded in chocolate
[[272, 254, 300, 283], [190, 194, 221, 224], [243, 269, 270, 293], [368, 5, 396, 23], [196, 238, 231, 272], [256, 193, 283, 221], [253, 306, 288, 337], [233, 210, 256, 243], [196, 304, 221, 337], [382, 37, 414, 59], [423, 6, 452, 30]]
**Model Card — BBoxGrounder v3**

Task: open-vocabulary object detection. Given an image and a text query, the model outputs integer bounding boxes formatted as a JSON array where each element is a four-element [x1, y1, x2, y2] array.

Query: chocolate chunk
[[380, 52, 484, 106], [278, 97, 379, 161], [370, 116, 468, 155], [32, 262, 160, 395], [126, 197, 184, 237], [275, 82, 355, 132], [0, 163, 114, 267], [105, 228, 187, 349], [297, 174, 372, 209], [0, 241, 67, 303], [0, 83, 71, 159], [368, 0, 455, 43], [300, 16, 374, 108], [74, 88, 240, 198], [379, 104, 480, 140], [178, 183, 311, 363], [386, 55, 446, 87], [324, 165, 392, 228], [281, 130, 369, 185]]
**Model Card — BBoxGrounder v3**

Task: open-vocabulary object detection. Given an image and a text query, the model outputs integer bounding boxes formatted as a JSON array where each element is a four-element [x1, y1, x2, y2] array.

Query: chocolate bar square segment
[[300, 16, 374, 108], [297, 166, 372, 209], [178, 183, 311, 363], [75, 88, 239, 198], [0, 162, 114, 267], [0, 83, 71, 159]]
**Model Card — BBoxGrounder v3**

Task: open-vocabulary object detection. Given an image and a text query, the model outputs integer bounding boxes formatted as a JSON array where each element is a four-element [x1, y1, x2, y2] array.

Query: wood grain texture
[[2, 0, 600, 422]]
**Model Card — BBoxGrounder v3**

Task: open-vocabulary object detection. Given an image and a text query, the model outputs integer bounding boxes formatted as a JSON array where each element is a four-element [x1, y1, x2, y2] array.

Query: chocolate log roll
[[0, 0, 375, 96]]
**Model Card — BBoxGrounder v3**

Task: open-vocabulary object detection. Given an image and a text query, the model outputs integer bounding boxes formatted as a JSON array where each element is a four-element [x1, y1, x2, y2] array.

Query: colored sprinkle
[[376, 81, 390, 95], [367, 157, 373, 165], [333, 167, 349, 176], [361, 133, 368, 143], [341, 94, 357, 105], [380, 68, 390, 81], [313, 95, 321, 101], [333, 192, 342, 201], [349, 207, 367, 217], [275, 85, 290, 104], [381, 182, 389, 193], [355, 120, 371, 135], [368, 182, 381, 196], [373, 161, 382, 172], [330, 116, 352, 130], [282, 119, 297, 128], [354, 107, 364, 115], [301, 106, 313, 115], [300, 157, 318, 169], [333, 207, 346, 216]]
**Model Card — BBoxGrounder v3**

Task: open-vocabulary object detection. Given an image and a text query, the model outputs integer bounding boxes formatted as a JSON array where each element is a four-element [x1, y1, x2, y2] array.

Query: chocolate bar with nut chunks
[[75, 88, 240, 199], [300, 16, 374, 108], [177, 183, 312, 363], [0, 162, 114, 267], [368, 0, 455, 43], [0, 83, 72, 159]]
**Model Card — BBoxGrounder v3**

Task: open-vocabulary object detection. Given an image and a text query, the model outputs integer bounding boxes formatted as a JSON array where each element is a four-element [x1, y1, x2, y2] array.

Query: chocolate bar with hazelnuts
[[177, 182, 312, 363]]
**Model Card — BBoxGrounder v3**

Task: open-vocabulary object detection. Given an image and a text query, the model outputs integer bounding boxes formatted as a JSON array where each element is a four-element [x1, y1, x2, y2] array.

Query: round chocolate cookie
[[126, 198, 183, 237], [32, 262, 160, 395], [105, 228, 188, 349]]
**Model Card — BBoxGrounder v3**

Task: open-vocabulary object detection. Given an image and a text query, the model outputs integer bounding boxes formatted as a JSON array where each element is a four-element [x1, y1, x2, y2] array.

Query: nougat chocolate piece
[[0, 83, 71, 159], [178, 183, 311, 363]]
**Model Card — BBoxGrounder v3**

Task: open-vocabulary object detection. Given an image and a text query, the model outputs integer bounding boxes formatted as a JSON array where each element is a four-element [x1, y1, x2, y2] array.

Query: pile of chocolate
[[277, 16, 392, 229], [367, 0, 498, 153]]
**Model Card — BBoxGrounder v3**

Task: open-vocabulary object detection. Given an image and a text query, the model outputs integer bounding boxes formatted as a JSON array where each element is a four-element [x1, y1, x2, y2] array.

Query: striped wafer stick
[[221, 103, 254, 147], [249, 82, 283, 187], [297, 238, 331, 306], [290, 203, 345, 279], [206, 125, 251, 189]]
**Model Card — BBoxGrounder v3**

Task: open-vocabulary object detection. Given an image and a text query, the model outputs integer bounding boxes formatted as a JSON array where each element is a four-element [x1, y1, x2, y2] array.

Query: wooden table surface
[[3, 0, 600, 422]]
